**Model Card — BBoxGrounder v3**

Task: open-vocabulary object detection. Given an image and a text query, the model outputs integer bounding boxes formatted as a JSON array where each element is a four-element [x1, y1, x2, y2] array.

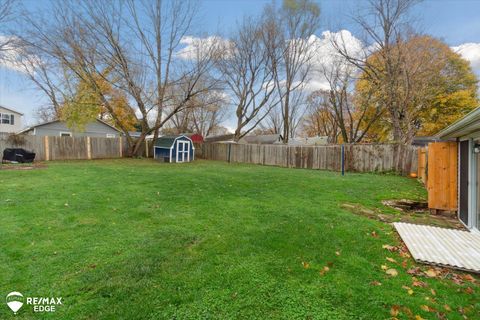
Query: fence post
[[119, 137, 123, 158], [145, 140, 149, 158], [86, 137, 92, 160], [341, 144, 345, 175], [228, 143, 232, 163], [44, 136, 50, 161]]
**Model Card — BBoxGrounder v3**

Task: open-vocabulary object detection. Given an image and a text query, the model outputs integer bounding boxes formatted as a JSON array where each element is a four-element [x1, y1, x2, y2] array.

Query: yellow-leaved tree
[[59, 69, 137, 133], [356, 35, 478, 142]]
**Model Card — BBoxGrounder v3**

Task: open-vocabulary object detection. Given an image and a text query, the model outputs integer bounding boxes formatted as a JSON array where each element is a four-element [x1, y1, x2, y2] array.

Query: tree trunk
[[283, 91, 290, 143]]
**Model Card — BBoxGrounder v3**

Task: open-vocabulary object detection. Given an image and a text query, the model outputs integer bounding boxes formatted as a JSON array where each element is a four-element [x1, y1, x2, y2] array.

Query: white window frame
[[175, 140, 190, 163], [1, 113, 11, 124], [106, 134, 116, 138], [59, 132, 72, 137]]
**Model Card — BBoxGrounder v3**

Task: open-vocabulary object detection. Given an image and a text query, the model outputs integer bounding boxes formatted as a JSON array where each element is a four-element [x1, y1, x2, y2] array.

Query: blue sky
[[1, 0, 480, 126]]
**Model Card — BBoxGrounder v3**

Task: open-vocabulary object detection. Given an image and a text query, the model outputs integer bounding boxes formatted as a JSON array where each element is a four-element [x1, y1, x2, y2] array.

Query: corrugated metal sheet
[[394, 222, 480, 273]]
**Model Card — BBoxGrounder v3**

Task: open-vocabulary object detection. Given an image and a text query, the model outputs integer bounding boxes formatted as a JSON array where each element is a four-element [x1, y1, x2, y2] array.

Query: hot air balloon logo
[[6, 292, 24, 314]]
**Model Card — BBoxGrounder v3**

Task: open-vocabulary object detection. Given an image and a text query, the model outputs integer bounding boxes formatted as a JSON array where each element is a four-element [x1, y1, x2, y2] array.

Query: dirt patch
[[382, 199, 428, 213], [0, 163, 48, 170], [341, 202, 465, 230]]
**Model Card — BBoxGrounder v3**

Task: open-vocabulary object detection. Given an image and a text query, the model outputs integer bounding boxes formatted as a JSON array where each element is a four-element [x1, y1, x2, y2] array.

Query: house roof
[[241, 134, 283, 144], [436, 107, 480, 139], [411, 136, 440, 146], [154, 135, 192, 148], [18, 118, 122, 134], [0, 105, 24, 116], [204, 133, 235, 142]]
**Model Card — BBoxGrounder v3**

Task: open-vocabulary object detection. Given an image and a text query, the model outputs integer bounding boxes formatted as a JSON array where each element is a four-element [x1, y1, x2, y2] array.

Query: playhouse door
[[176, 141, 189, 163]]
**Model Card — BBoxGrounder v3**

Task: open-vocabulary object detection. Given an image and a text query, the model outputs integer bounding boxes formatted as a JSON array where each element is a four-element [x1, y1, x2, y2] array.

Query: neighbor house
[[239, 134, 283, 145], [0, 105, 23, 134], [289, 136, 329, 146], [437, 107, 480, 232], [204, 133, 236, 143], [19, 119, 122, 138]]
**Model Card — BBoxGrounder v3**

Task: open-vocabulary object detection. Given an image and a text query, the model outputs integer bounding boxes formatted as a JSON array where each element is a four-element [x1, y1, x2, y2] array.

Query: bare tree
[[264, 0, 320, 143], [323, 59, 382, 143], [332, 0, 419, 143], [0, 0, 16, 54], [301, 90, 340, 142], [16, 47, 73, 119], [217, 17, 280, 141], [19, 0, 218, 156]]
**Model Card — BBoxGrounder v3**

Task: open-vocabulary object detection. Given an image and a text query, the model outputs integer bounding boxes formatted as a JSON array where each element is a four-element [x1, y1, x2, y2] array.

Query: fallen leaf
[[386, 257, 397, 263], [420, 305, 436, 312], [302, 261, 310, 269], [402, 306, 413, 317], [430, 288, 436, 296], [465, 287, 474, 294], [382, 244, 398, 252], [381, 264, 388, 270], [335, 251, 341, 256], [463, 274, 476, 283], [319, 265, 330, 276], [370, 281, 382, 286], [407, 267, 421, 275], [415, 316, 425, 320], [386, 268, 398, 277], [371, 231, 378, 237], [402, 286, 413, 295], [412, 280, 427, 287], [401, 260, 408, 268], [425, 269, 438, 278], [443, 304, 451, 311], [390, 305, 400, 317]]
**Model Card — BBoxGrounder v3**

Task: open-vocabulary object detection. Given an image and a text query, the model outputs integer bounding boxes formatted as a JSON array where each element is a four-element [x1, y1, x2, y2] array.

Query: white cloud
[[306, 30, 366, 91], [451, 43, 480, 71], [176, 36, 231, 60]]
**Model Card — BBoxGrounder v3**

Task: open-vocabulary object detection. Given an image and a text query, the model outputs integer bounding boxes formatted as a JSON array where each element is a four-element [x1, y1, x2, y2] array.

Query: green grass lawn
[[0, 159, 478, 319]]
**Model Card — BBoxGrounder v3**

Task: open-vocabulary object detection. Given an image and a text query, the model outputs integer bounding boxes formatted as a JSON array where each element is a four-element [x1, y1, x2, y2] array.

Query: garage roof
[[436, 107, 480, 139]]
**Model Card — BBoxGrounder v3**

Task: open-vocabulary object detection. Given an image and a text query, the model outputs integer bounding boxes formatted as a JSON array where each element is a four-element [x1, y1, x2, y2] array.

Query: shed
[[436, 107, 480, 231], [154, 135, 195, 163]]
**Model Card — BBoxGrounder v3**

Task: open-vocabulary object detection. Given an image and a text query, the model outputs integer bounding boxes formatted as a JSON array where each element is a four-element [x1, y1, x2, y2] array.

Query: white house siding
[[0, 106, 23, 133]]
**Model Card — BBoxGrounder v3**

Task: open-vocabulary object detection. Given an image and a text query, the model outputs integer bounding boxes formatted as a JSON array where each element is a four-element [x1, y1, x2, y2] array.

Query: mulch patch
[[341, 201, 465, 230], [0, 162, 48, 170]]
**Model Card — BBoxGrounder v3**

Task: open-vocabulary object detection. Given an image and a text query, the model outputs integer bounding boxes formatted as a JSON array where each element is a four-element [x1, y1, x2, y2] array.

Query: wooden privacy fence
[[418, 142, 458, 212], [0, 134, 128, 161], [201, 143, 418, 175]]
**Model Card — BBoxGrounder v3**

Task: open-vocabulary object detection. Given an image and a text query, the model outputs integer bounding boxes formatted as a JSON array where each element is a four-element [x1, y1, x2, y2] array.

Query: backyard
[[0, 159, 478, 319]]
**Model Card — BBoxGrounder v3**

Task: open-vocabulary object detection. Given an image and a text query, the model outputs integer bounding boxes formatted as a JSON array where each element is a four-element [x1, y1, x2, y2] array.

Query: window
[[1, 113, 11, 124], [10, 114, 14, 125], [60, 132, 72, 137], [106, 134, 116, 138]]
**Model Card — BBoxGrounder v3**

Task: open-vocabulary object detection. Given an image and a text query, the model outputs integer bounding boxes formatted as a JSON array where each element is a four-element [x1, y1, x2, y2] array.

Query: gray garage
[[19, 119, 122, 138]]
